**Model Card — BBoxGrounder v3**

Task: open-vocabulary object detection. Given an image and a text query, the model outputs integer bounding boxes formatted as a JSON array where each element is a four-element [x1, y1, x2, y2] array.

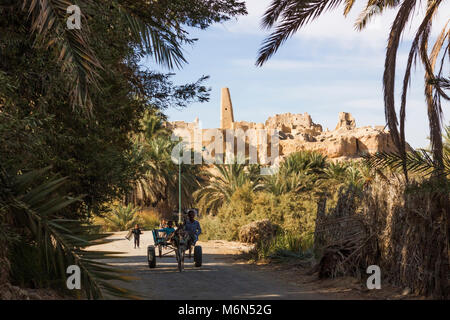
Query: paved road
[[90, 231, 330, 300]]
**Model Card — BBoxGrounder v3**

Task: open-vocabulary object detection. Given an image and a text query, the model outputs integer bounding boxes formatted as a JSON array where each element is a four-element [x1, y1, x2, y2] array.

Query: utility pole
[[178, 151, 182, 225]]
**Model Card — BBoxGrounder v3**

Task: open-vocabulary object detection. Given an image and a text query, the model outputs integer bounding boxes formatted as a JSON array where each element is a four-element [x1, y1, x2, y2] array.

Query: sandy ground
[[88, 231, 414, 300]]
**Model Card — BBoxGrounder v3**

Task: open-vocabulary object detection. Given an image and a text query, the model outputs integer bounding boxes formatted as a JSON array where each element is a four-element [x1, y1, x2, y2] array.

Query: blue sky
[[144, 0, 449, 148]]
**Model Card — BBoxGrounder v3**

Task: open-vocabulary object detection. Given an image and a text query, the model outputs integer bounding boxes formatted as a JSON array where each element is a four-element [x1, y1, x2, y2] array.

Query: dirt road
[[89, 231, 334, 300]]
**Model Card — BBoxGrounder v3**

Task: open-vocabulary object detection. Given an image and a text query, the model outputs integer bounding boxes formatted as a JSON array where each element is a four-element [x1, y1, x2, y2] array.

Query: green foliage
[[364, 149, 450, 178], [8, 242, 50, 289], [256, 231, 314, 261], [137, 210, 160, 230], [323, 161, 349, 182], [11, 0, 245, 111], [0, 0, 247, 297], [197, 151, 378, 259], [200, 188, 318, 244], [195, 159, 263, 215], [281, 150, 327, 175], [0, 167, 135, 299], [100, 204, 141, 232], [0, 1, 227, 219], [95, 205, 160, 232], [128, 134, 204, 214]]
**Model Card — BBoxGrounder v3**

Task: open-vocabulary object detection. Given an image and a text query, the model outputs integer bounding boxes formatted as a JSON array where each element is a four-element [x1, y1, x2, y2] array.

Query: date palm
[[263, 151, 327, 195], [101, 204, 141, 232], [5, 0, 186, 113], [365, 125, 450, 178], [263, 169, 317, 195], [281, 150, 327, 175], [256, 0, 449, 178], [0, 166, 136, 299], [194, 159, 263, 215], [128, 136, 203, 215]]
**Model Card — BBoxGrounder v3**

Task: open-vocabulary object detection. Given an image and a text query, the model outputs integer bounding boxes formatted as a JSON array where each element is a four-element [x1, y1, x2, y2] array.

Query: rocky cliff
[[276, 112, 399, 159]]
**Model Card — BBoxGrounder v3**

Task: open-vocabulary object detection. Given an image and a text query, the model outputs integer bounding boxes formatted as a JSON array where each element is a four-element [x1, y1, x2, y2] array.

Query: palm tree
[[263, 151, 327, 195], [142, 112, 170, 140], [128, 136, 203, 216], [264, 169, 317, 195], [0, 166, 135, 299], [194, 161, 263, 215], [7, 0, 185, 113], [363, 126, 450, 298], [323, 161, 349, 182], [280, 151, 327, 175], [256, 0, 449, 178], [100, 204, 141, 232], [364, 124, 450, 177]]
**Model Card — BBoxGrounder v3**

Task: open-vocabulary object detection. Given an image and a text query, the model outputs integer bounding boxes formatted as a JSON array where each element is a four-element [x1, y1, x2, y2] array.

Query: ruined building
[[165, 88, 400, 161]]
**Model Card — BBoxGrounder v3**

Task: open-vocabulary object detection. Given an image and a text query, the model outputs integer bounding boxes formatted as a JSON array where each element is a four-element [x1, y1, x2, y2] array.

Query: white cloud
[[217, 0, 268, 34], [231, 54, 387, 71]]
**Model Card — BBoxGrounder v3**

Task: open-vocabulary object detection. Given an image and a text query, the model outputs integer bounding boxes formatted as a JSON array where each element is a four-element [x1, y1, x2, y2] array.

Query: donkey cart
[[147, 228, 202, 272]]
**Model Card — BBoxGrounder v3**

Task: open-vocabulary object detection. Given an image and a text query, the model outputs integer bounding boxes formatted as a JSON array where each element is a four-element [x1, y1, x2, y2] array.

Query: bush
[[8, 242, 59, 290], [196, 152, 371, 261], [239, 219, 277, 244], [255, 231, 314, 261], [136, 208, 160, 230], [198, 215, 228, 241], [200, 187, 318, 253]]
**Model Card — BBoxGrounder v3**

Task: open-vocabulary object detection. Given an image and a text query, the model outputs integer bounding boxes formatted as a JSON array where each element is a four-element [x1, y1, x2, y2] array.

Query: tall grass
[[256, 231, 314, 261], [137, 208, 160, 230]]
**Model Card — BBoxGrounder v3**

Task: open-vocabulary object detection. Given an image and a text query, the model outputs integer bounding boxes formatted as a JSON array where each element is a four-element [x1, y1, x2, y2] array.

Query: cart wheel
[[158, 245, 162, 258], [147, 245, 156, 268], [194, 245, 202, 267]]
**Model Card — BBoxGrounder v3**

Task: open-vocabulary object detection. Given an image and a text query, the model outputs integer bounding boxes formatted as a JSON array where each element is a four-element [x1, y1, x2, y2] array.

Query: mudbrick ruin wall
[[164, 88, 402, 161]]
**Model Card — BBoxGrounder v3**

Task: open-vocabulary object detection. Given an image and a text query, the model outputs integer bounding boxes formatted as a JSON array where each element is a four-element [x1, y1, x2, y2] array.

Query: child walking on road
[[131, 224, 143, 249]]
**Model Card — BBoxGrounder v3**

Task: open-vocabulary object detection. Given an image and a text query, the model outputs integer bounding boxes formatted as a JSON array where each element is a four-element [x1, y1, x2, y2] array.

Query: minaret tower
[[220, 87, 234, 129]]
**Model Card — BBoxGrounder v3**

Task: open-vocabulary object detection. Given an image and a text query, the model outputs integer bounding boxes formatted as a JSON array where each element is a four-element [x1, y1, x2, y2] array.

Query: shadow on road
[[103, 253, 329, 300]]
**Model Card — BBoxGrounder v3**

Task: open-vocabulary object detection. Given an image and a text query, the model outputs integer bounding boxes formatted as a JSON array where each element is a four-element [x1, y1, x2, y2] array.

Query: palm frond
[[354, 0, 400, 30], [429, 77, 450, 91], [21, 0, 187, 113], [101, 204, 141, 231], [382, 0, 418, 154], [343, 0, 357, 17], [0, 166, 136, 299], [114, 2, 186, 69], [364, 150, 450, 177], [194, 159, 262, 215], [23, 0, 102, 114], [261, 0, 295, 29], [256, 0, 344, 66], [355, 2, 383, 30]]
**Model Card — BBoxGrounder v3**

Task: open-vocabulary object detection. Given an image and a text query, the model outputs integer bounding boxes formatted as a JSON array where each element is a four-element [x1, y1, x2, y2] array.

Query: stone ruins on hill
[[165, 88, 399, 161]]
